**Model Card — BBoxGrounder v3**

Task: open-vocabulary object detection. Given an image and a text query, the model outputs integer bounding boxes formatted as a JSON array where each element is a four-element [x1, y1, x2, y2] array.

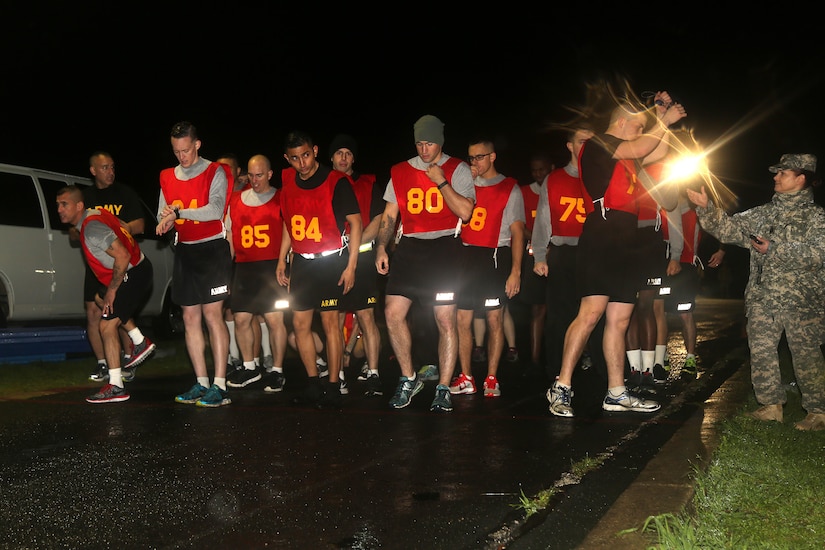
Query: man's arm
[[506, 219, 525, 299], [427, 163, 474, 222], [375, 202, 399, 275], [276, 220, 292, 288]]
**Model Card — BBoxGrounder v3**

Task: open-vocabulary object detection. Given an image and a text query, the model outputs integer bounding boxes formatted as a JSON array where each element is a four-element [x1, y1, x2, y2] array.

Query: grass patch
[[512, 453, 606, 518], [0, 341, 192, 398], [637, 343, 825, 549]]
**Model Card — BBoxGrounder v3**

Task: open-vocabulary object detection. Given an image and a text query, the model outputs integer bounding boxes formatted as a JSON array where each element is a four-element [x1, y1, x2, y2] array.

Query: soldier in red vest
[[546, 93, 686, 418], [57, 185, 153, 404], [225, 155, 290, 394], [532, 126, 595, 383], [156, 121, 234, 408], [329, 134, 385, 397], [276, 131, 362, 409], [375, 115, 475, 413], [451, 137, 525, 399]]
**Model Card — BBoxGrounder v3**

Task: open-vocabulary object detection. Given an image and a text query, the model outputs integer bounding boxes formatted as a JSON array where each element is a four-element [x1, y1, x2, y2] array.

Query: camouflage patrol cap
[[768, 153, 817, 173]]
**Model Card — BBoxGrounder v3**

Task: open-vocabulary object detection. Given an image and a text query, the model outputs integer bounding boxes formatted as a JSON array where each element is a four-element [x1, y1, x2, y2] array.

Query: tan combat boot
[[794, 412, 825, 431], [748, 404, 783, 422]]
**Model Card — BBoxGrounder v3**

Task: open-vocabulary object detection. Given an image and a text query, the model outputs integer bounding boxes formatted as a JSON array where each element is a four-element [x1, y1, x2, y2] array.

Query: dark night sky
[[2, 5, 824, 212]]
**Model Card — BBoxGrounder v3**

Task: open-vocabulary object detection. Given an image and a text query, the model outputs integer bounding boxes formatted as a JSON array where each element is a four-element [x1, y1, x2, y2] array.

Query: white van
[[0, 162, 180, 333]]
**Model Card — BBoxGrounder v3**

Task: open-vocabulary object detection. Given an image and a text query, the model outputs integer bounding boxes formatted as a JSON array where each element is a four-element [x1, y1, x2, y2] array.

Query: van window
[[0, 172, 43, 228], [38, 177, 74, 230]]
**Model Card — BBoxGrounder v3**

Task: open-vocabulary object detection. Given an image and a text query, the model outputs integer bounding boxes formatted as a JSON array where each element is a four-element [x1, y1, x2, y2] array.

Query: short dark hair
[[171, 121, 197, 140], [468, 137, 495, 150], [57, 185, 84, 202], [284, 131, 313, 152], [88, 151, 113, 167]]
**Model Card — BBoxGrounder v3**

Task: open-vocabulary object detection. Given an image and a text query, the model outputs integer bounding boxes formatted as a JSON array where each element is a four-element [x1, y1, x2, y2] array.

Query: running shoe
[[472, 346, 487, 363], [417, 364, 439, 382], [430, 384, 453, 412], [449, 373, 477, 395], [196, 384, 231, 408], [316, 356, 329, 377], [89, 362, 108, 382], [123, 338, 156, 370], [682, 355, 698, 376], [364, 373, 383, 396], [389, 376, 423, 409], [483, 375, 501, 398], [227, 367, 262, 388], [86, 383, 129, 404], [262, 371, 286, 393], [175, 383, 208, 404], [602, 390, 660, 413], [547, 379, 574, 417], [652, 363, 668, 384]]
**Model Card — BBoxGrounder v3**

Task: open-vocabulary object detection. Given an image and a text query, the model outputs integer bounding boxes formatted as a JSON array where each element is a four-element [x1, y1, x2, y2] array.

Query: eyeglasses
[[468, 153, 493, 163]]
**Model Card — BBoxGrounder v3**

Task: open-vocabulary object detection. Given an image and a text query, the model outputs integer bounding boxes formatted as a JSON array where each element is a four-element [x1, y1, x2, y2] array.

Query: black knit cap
[[329, 133, 358, 159]]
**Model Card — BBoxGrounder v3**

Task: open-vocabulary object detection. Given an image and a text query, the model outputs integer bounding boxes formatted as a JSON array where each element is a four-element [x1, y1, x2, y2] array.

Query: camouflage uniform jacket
[[695, 187, 825, 317]]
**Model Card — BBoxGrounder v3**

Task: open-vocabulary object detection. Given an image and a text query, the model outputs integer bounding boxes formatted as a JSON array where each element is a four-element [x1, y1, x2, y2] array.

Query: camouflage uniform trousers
[[746, 304, 825, 413]]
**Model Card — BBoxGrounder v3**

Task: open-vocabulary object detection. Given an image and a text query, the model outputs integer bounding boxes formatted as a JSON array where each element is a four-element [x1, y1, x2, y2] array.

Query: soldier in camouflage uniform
[[686, 153, 825, 431]]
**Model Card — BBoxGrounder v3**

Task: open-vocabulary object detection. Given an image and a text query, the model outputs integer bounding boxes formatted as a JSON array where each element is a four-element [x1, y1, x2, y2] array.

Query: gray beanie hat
[[413, 115, 445, 146]]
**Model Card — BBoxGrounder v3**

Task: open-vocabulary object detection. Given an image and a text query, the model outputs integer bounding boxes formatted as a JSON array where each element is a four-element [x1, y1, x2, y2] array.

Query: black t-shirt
[[579, 134, 621, 201], [82, 182, 144, 230], [292, 164, 360, 232]]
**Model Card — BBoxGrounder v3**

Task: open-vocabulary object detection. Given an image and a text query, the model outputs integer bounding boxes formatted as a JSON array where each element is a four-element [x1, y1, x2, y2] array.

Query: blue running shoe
[[175, 383, 208, 404], [389, 375, 423, 409], [430, 384, 453, 412], [417, 364, 439, 382], [196, 384, 231, 408]]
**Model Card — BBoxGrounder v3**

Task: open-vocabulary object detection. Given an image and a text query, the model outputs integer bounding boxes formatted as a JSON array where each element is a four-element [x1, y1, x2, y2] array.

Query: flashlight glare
[[666, 153, 708, 182]]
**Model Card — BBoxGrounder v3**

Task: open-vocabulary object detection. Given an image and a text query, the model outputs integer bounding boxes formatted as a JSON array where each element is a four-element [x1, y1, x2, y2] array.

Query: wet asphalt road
[[0, 298, 747, 549]]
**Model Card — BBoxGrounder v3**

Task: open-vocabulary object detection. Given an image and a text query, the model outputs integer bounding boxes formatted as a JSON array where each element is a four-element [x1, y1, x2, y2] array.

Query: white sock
[[197, 376, 210, 388], [608, 385, 627, 397], [254, 356, 261, 368], [626, 348, 641, 371], [655, 345, 667, 367], [109, 368, 122, 387], [369, 369, 379, 376], [642, 350, 655, 373], [226, 320, 239, 359], [214, 378, 226, 391], [243, 360, 256, 370], [260, 323, 271, 356], [127, 327, 144, 346], [98, 359, 107, 367]]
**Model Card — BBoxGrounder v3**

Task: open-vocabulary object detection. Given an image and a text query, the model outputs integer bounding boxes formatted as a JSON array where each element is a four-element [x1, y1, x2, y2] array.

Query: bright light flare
[[666, 153, 708, 183]]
